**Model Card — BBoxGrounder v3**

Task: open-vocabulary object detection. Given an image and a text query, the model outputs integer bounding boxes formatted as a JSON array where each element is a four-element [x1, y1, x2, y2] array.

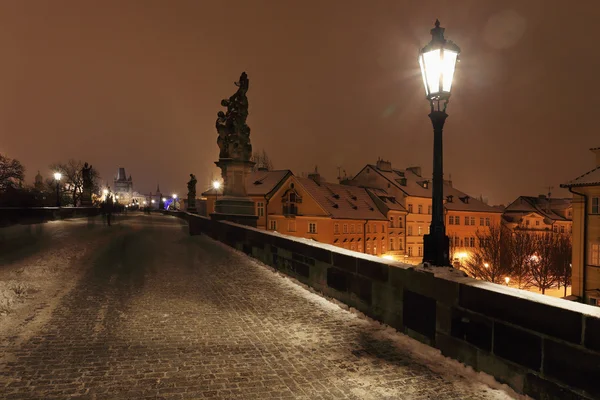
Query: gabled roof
[[356, 163, 501, 213], [561, 167, 600, 188], [201, 170, 292, 197], [503, 196, 571, 222], [366, 188, 407, 213], [296, 177, 387, 221]]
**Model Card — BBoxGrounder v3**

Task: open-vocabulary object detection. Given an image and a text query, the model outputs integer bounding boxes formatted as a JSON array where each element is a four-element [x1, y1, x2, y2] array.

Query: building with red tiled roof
[[502, 195, 572, 235], [561, 147, 600, 306]]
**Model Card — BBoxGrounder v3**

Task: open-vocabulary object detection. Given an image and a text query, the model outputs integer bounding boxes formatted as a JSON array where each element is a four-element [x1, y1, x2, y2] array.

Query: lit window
[[455, 216, 460, 225], [464, 216, 469, 225], [408, 246, 412, 256], [470, 217, 475, 226], [270, 220, 277, 230], [399, 238, 404, 250], [390, 238, 395, 251], [257, 202, 265, 217], [418, 226, 422, 235], [343, 224, 348, 233], [560, 225, 565, 233], [358, 244, 363, 252], [309, 222, 317, 234], [418, 205, 423, 214], [373, 244, 377, 255], [592, 197, 599, 214], [590, 243, 600, 266], [408, 226, 413, 236], [449, 216, 454, 225], [334, 223, 339, 234], [367, 242, 371, 253], [408, 204, 413, 213]]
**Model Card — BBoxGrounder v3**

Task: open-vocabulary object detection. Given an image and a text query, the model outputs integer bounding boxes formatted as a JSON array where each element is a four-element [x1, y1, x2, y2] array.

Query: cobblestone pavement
[[0, 215, 517, 399]]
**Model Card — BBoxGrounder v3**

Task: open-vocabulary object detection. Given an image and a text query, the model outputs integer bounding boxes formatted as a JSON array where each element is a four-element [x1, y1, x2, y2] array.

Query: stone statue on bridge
[[211, 72, 258, 227], [81, 162, 93, 206], [187, 173, 197, 213], [215, 72, 252, 162]]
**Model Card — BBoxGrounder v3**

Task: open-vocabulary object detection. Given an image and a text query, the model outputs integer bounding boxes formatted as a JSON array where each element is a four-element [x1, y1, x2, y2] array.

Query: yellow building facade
[[561, 147, 600, 306], [350, 160, 503, 265]]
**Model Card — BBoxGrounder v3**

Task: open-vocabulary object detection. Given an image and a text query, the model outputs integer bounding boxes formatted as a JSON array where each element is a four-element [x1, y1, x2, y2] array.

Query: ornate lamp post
[[53, 172, 62, 207], [418, 20, 460, 267]]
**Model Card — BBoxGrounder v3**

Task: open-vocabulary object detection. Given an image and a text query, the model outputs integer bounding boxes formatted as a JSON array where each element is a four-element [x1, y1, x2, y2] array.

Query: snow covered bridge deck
[[0, 214, 518, 399]]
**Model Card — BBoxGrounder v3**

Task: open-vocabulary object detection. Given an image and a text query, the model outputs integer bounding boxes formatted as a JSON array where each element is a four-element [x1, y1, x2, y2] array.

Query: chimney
[[308, 172, 321, 185], [376, 159, 392, 172], [406, 166, 422, 177], [591, 147, 600, 167]]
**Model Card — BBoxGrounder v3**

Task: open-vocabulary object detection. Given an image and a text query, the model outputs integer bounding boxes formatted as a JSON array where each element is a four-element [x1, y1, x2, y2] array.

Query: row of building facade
[[198, 159, 576, 268]]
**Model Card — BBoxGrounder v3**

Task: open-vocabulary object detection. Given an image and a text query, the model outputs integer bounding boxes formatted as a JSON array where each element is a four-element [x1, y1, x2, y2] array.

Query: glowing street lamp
[[172, 194, 178, 210], [212, 180, 221, 206], [484, 263, 489, 269], [53, 172, 62, 207], [504, 277, 511, 285], [151, 199, 155, 204], [420, 20, 460, 267]]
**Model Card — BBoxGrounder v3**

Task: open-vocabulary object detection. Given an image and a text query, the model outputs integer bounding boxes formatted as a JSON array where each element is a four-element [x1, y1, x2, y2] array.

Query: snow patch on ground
[[211, 239, 527, 400]]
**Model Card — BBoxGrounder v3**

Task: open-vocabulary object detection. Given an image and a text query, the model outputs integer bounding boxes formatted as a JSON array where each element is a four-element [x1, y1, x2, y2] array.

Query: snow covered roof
[[296, 177, 387, 221], [561, 166, 600, 188], [366, 188, 407, 213], [361, 164, 501, 214], [503, 196, 571, 222], [201, 170, 292, 197]]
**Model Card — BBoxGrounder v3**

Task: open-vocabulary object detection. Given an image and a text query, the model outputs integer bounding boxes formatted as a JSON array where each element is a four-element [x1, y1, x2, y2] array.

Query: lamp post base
[[423, 232, 450, 267]]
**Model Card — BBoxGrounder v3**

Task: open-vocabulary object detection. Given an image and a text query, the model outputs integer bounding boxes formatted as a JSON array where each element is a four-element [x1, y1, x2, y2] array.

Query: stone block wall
[[186, 213, 600, 400]]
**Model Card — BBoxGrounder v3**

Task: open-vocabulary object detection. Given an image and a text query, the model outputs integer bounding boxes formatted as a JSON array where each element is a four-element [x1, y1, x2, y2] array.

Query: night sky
[[1, 1, 598, 205]]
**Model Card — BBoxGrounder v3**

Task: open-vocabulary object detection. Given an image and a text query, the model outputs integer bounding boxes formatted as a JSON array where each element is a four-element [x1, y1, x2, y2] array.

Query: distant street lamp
[[212, 181, 221, 209], [484, 263, 489, 269], [504, 277, 511, 286], [419, 20, 460, 267], [53, 172, 62, 207]]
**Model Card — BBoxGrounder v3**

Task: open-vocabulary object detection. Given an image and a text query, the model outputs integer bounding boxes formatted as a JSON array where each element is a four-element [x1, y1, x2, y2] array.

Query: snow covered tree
[[251, 149, 273, 171], [508, 230, 536, 289], [463, 224, 511, 284], [529, 233, 558, 294], [553, 233, 572, 297], [0, 154, 25, 192]]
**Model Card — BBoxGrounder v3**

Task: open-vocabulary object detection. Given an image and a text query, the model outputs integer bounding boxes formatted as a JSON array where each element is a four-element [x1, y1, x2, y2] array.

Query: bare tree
[[463, 224, 511, 284], [251, 149, 274, 171], [0, 154, 25, 192], [553, 233, 572, 297], [49, 160, 100, 206], [508, 229, 536, 289], [529, 233, 558, 294]]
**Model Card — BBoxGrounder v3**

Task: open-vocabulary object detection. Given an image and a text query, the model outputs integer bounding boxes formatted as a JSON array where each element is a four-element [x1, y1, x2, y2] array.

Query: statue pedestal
[[81, 189, 93, 207], [210, 158, 257, 227]]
